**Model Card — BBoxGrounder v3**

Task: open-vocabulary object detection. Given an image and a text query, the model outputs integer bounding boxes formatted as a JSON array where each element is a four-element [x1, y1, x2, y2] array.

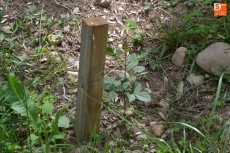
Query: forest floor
[[1, 0, 230, 152]]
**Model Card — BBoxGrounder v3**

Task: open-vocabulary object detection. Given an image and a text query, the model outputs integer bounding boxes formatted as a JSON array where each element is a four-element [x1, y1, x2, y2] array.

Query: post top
[[83, 17, 108, 26]]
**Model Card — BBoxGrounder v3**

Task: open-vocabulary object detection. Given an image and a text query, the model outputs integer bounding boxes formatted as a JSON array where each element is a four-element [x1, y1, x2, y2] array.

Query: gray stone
[[137, 134, 147, 140], [151, 125, 164, 137], [172, 47, 188, 66], [186, 73, 204, 85], [112, 128, 122, 138], [73, 7, 79, 14], [145, 24, 152, 30], [196, 42, 230, 76], [99, 0, 111, 8], [177, 81, 184, 99]]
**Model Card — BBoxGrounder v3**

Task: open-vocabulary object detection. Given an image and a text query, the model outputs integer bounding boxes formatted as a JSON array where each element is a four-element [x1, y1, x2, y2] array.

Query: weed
[[25, 5, 36, 23], [0, 69, 71, 152], [69, 17, 78, 25], [104, 48, 151, 103]]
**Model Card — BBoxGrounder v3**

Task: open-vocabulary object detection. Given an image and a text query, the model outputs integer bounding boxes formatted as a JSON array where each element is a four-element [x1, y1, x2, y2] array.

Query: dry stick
[[52, 0, 73, 14]]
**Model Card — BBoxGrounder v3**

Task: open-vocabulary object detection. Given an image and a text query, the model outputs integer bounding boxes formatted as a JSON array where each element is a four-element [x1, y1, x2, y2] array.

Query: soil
[[1, 0, 230, 152]]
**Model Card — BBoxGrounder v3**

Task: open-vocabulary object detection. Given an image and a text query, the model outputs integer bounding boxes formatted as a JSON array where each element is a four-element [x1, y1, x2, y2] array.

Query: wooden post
[[75, 17, 108, 141]]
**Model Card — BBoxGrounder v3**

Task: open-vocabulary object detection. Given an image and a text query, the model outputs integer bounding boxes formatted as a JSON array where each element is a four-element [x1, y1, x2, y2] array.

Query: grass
[[0, 0, 230, 152]]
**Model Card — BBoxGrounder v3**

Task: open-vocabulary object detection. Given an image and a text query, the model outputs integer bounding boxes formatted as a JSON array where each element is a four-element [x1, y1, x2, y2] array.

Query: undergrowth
[[0, 0, 230, 152]]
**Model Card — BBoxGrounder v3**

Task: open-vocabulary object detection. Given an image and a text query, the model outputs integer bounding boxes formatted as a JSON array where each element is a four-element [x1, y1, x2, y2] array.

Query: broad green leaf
[[127, 62, 136, 70], [5, 71, 40, 130], [106, 47, 115, 56], [122, 82, 130, 89], [9, 22, 14, 29], [25, 5, 35, 14], [104, 76, 116, 84], [139, 51, 148, 59], [51, 109, 63, 137], [128, 53, 138, 63], [114, 80, 121, 86], [125, 20, 137, 30], [149, 59, 158, 71], [127, 53, 138, 70], [134, 91, 151, 102], [58, 116, 70, 128], [133, 82, 142, 92], [0, 34, 4, 43], [11, 99, 35, 116], [18, 20, 25, 28], [60, 13, 66, 19], [115, 49, 121, 58], [104, 83, 115, 90], [126, 92, 135, 102], [27, 134, 39, 147], [133, 66, 145, 73], [0, 0, 9, 23], [119, 73, 129, 80], [104, 76, 121, 86], [53, 133, 65, 139], [129, 76, 136, 81], [108, 90, 118, 100], [41, 102, 54, 114], [2, 29, 13, 34], [131, 33, 142, 41]]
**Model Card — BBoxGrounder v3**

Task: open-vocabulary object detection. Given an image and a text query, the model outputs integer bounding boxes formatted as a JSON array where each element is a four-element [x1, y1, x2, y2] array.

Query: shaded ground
[[1, 0, 230, 152]]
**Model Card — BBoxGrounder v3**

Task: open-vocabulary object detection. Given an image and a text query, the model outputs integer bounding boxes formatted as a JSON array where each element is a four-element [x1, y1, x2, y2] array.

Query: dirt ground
[[1, 0, 230, 152]]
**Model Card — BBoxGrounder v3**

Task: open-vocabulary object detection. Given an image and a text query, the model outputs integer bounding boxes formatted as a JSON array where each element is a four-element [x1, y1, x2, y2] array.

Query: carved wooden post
[[75, 17, 108, 141]]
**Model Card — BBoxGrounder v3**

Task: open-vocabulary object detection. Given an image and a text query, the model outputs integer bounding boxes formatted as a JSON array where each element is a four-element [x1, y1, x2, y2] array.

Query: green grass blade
[[0, 0, 9, 23]]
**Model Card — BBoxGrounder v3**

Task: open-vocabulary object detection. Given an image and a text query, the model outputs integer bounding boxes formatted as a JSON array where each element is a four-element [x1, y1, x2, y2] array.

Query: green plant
[[2, 69, 70, 152], [1, 22, 21, 34], [104, 52, 151, 103], [0, 0, 9, 23], [25, 5, 36, 23], [125, 20, 143, 44], [69, 17, 78, 25]]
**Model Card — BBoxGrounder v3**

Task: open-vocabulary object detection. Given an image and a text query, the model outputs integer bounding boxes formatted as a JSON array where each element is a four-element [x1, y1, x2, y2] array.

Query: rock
[[172, 47, 188, 66], [118, 44, 122, 48], [145, 24, 152, 30], [151, 125, 164, 137], [159, 99, 169, 110], [186, 73, 204, 85], [98, 0, 111, 8], [137, 134, 147, 140], [177, 81, 184, 99], [18, 53, 27, 61], [64, 25, 70, 32], [73, 7, 79, 14], [130, 144, 142, 151], [112, 128, 122, 138], [196, 42, 230, 76]]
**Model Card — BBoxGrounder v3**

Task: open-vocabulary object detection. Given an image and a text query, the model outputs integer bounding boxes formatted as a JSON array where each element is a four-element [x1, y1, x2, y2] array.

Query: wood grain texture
[[75, 17, 108, 141]]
